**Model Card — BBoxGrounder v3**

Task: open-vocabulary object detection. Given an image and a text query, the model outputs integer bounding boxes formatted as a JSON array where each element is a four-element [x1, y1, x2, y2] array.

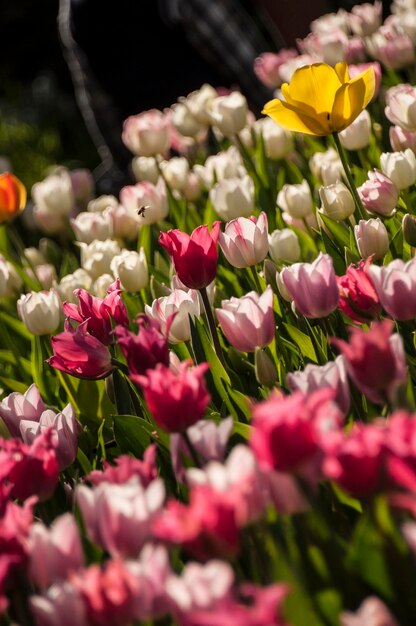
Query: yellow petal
[[262, 99, 329, 136], [334, 61, 349, 83], [284, 63, 342, 115], [331, 79, 367, 130], [356, 66, 376, 108]]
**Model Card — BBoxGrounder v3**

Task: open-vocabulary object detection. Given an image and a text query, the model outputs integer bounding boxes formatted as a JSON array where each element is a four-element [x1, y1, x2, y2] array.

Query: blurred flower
[[87, 194, 118, 213], [160, 157, 190, 192], [122, 109, 169, 156], [337, 259, 381, 323], [340, 596, 399, 626], [120, 179, 168, 226], [103, 203, 141, 241], [57, 269, 93, 304], [79, 239, 121, 280], [70, 212, 112, 244], [366, 27, 414, 70], [110, 249, 149, 292], [385, 83, 416, 131], [349, 1, 382, 36], [18, 289, 60, 335], [0, 172, 26, 222], [277, 180, 314, 219], [0, 255, 22, 297], [263, 62, 375, 135], [357, 170, 398, 216], [32, 170, 74, 218], [131, 155, 159, 184], [210, 176, 254, 221], [254, 49, 298, 88], [254, 117, 294, 160], [207, 92, 248, 137], [369, 258, 416, 320], [70, 169, 94, 210], [268, 228, 301, 263]]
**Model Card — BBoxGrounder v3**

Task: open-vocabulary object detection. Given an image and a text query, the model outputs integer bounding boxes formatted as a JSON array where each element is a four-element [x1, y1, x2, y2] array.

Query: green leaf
[[320, 228, 346, 274], [0, 376, 29, 393], [0, 310, 32, 340], [113, 414, 169, 456], [318, 213, 352, 249], [283, 323, 318, 363]]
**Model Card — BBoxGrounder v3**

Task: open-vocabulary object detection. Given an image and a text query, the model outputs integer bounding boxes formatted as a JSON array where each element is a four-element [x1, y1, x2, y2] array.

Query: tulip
[[171, 101, 206, 138], [0, 383, 46, 438], [145, 288, 200, 344], [357, 170, 398, 216], [79, 239, 121, 280], [25, 264, 57, 290], [159, 222, 221, 289], [87, 194, 118, 213], [385, 84, 416, 131], [70, 211, 112, 244], [131, 155, 159, 184], [93, 274, 114, 298], [349, 1, 382, 36], [332, 320, 407, 404], [186, 84, 218, 125], [366, 27, 415, 70], [369, 258, 416, 320], [310, 148, 343, 185], [103, 203, 141, 241], [338, 110, 372, 150], [160, 157, 189, 192], [32, 170, 74, 217], [87, 445, 157, 487], [337, 259, 381, 323], [254, 118, 294, 160], [319, 181, 355, 220], [311, 10, 349, 35], [110, 248, 149, 292], [57, 269, 93, 304], [390, 125, 416, 152], [286, 356, 350, 416], [0, 255, 22, 297], [277, 180, 314, 219], [380, 148, 416, 189], [255, 348, 278, 387], [195, 146, 245, 187], [135, 361, 210, 433], [280, 252, 339, 318], [209, 176, 254, 221], [114, 315, 170, 379], [47, 320, 113, 380], [268, 228, 300, 263], [28, 514, 84, 590], [31, 582, 88, 626], [218, 212, 268, 268], [253, 49, 298, 88], [298, 30, 348, 66], [120, 179, 168, 226], [183, 171, 202, 202], [0, 172, 26, 222], [207, 92, 248, 137], [216, 287, 275, 353], [354, 218, 389, 260], [278, 53, 316, 84], [18, 289, 60, 336], [122, 109, 169, 156], [263, 61, 375, 136], [340, 596, 399, 626], [20, 403, 80, 471], [402, 213, 416, 247], [76, 477, 165, 557]]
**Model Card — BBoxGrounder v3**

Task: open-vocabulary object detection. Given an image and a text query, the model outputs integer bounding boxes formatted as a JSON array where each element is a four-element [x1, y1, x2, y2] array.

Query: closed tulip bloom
[[310, 148, 344, 185], [122, 109, 169, 156], [104, 203, 141, 241], [340, 596, 399, 626], [389, 125, 416, 152], [145, 288, 200, 344], [332, 320, 407, 404], [354, 218, 389, 260], [57, 269, 92, 304], [209, 176, 254, 221], [47, 320, 113, 380], [216, 287, 275, 352], [159, 222, 221, 289], [79, 239, 121, 280], [32, 169, 74, 217], [171, 101, 206, 138], [28, 514, 84, 590], [338, 110, 372, 150], [0, 255, 22, 297], [254, 117, 294, 160], [115, 315, 169, 380], [337, 259, 381, 323], [277, 180, 313, 219], [160, 157, 190, 191], [0, 383, 46, 438], [366, 27, 415, 70], [207, 92, 248, 137], [131, 155, 159, 184], [110, 249, 149, 292], [254, 49, 298, 88], [87, 194, 118, 213], [380, 148, 416, 189], [219, 212, 268, 268], [286, 356, 350, 416], [18, 289, 60, 336], [135, 361, 210, 433], [263, 61, 375, 136], [319, 181, 355, 220], [369, 258, 416, 320], [0, 172, 26, 222], [280, 252, 339, 318], [120, 179, 168, 226], [385, 83, 416, 131], [268, 228, 301, 263], [357, 170, 398, 216], [195, 146, 245, 187], [70, 211, 112, 244], [349, 1, 382, 36]]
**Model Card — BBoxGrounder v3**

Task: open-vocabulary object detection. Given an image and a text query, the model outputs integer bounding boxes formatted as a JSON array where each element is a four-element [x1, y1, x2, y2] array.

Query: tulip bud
[[70, 211, 113, 244], [26, 264, 57, 290], [87, 194, 118, 213], [354, 218, 389, 259], [32, 170, 74, 217], [207, 92, 248, 137], [79, 239, 121, 280], [255, 347, 278, 387], [219, 212, 269, 268], [277, 180, 314, 219], [380, 148, 416, 189], [18, 289, 61, 335], [357, 169, 398, 217], [183, 172, 202, 202], [385, 83, 416, 131], [402, 213, 416, 246], [93, 274, 115, 298], [389, 125, 416, 152], [186, 84, 217, 124], [24, 247, 46, 266], [0, 256, 22, 297], [209, 176, 255, 221], [122, 109, 169, 157], [110, 249, 149, 292], [171, 102, 206, 138], [58, 269, 93, 304], [131, 156, 159, 184], [0, 173, 27, 223], [276, 270, 292, 301], [309, 148, 342, 183], [338, 110, 372, 150], [254, 118, 294, 160], [160, 157, 190, 192], [319, 181, 355, 220], [268, 229, 301, 263]]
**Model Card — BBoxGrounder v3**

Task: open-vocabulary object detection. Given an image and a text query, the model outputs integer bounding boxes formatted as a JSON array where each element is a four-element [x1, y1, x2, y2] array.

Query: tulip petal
[[263, 99, 328, 136], [284, 63, 342, 115], [332, 79, 367, 130], [334, 61, 349, 84]]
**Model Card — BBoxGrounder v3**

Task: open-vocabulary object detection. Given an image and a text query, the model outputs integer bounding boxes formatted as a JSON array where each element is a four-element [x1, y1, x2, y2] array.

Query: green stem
[[110, 357, 130, 375], [8, 223, 43, 289], [332, 132, 367, 221], [199, 286, 225, 366], [234, 133, 265, 189], [249, 264, 262, 293]]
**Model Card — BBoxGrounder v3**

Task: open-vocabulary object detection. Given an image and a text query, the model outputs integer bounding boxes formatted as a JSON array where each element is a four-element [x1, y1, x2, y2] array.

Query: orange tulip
[[0, 172, 27, 222]]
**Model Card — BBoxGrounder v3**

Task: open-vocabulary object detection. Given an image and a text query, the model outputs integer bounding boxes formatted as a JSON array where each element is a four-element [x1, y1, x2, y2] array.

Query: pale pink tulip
[[218, 212, 268, 268]]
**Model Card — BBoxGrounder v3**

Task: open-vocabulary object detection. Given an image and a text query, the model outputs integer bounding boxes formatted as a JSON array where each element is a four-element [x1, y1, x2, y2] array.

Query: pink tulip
[[135, 361, 210, 433], [390, 125, 416, 152], [0, 383, 45, 438], [159, 222, 221, 289], [357, 170, 398, 217], [87, 445, 157, 487], [76, 477, 165, 558], [114, 315, 170, 379], [348, 1, 382, 37], [340, 596, 399, 626], [250, 389, 342, 481], [385, 83, 416, 132], [253, 49, 298, 88], [120, 179, 168, 226], [369, 258, 416, 321], [286, 356, 350, 416], [122, 109, 169, 157], [337, 259, 381, 323], [383, 411, 416, 493], [31, 582, 88, 626], [20, 404, 80, 471], [218, 212, 268, 268], [48, 321, 113, 380], [216, 286, 275, 352], [28, 513, 84, 590], [281, 252, 339, 318], [332, 320, 408, 404]]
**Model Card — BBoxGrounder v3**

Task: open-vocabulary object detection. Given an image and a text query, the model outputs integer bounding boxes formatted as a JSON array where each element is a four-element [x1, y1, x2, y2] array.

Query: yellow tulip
[[262, 62, 375, 136]]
